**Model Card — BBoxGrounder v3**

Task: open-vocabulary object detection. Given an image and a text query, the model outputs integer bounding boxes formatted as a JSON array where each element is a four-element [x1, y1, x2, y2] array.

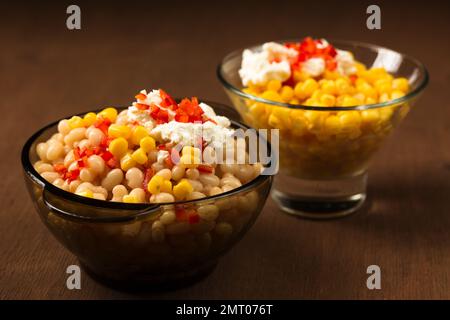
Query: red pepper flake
[[53, 163, 67, 175], [94, 117, 112, 135], [106, 157, 118, 169], [142, 168, 155, 192], [188, 212, 200, 224], [197, 164, 214, 174], [101, 150, 113, 162], [286, 37, 339, 73], [349, 74, 358, 84], [136, 103, 149, 110], [159, 89, 178, 109], [135, 93, 147, 100]]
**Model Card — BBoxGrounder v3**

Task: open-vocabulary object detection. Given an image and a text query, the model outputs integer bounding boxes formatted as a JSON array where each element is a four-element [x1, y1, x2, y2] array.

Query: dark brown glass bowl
[[21, 101, 273, 290]]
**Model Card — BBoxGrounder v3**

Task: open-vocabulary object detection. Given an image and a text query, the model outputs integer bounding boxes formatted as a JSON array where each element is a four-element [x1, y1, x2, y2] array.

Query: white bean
[[111, 184, 128, 202], [64, 150, 75, 167], [57, 119, 71, 135], [151, 221, 165, 243], [35, 162, 54, 174], [87, 128, 105, 147], [129, 188, 146, 202], [79, 168, 94, 182], [36, 142, 49, 161], [171, 165, 185, 181], [186, 168, 199, 180], [87, 155, 105, 175], [187, 179, 203, 192], [125, 167, 144, 189], [101, 169, 124, 191], [199, 173, 220, 188], [160, 210, 176, 225], [197, 205, 219, 221], [41, 171, 61, 183], [156, 168, 172, 180]]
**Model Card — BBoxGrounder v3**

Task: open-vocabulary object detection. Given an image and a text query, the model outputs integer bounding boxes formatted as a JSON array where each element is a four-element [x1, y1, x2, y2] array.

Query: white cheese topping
[[239, 42, 298, 86], [335, 49, 357, 76], [156, 150, 169, 164], [150, 120, 234, 149], [301, 57, 326, 77]]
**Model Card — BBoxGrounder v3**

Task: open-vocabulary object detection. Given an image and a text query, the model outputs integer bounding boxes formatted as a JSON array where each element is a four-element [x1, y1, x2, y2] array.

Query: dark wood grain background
[[1, 0, 449, 299]]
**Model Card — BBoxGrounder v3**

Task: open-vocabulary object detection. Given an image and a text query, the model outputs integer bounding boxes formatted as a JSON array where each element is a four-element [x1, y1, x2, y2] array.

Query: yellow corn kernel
[[365, 68, 388, 84], [249, 103, 266, 116], [303, 110, 322, 128], [280, 86, 294, 101], [299, 79, 319, 99], [391, 90, 405, 100], [392, 78, 409, 93], [98, 107, 118, 122], [289, 98, 300, 105], [320, 94, 336, 107], [108, 124, 131, 139], [324, 71, 339, 80], [173, 179, 193, 200], [76, 190, 93, 198], [140, 136, 156, 152], [182, 146, 201, 158], [374, 78, 392, 95], [83, 112, 97, 127], [335, 78, 351, 95], [68, 116, 85, 129], [357, 82, 378, 100], [293, 70, 310, 82], [267, 79, 282, 92], [147, 175, 165, 194], [120, 153, 137, 171], [324, 116, 341, 135], [341, 96, 360, 107], [321, 80, 337, 95], [109, 137, 128, 158], [311, 89, 323, 101], [271, 107, 291, 119], [179, 153, 201, 169], [355, 62, 367, 74], [131, 148, 148, 165], [122, 195, 138, 203], [379, 93, 390, 103], [303, 98, 319, 106], [268, 114, 284, 129], [147, 176, 172, 195], [248, 81, 261, 92], [339, 111, 362, 127], [161, 180, 172, 194], [365, 97, 377, 104], [361, 109, 380, 124], [261, 90, 282, 102], [131, 126, 149, 145]]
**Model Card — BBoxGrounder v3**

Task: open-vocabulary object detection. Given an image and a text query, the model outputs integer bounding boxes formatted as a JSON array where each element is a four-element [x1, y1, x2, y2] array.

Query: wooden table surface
[[1, 1, 449, 299]]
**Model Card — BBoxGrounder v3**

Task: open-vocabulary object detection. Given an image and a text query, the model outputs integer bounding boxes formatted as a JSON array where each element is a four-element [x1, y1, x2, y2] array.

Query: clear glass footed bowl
[[218, 40, 428, 219], [21, 102, 273, 290]]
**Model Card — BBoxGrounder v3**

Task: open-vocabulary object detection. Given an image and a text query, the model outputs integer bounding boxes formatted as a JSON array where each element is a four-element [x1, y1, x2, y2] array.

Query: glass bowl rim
[[21, 102, 273, 221], [217, 38, 429, 111]]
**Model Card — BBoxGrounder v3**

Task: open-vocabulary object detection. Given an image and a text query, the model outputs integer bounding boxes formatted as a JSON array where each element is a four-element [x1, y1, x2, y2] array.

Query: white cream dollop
[[301, 57, 326, 77], [239, 42, 298, 86], [335, 49, 357, 76], [147, 102, 234, 149]]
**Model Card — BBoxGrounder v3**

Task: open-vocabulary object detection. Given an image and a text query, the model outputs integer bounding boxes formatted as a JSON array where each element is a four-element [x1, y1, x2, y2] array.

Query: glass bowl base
[[80, 259, 218, 292], [272, 172, 367, 219]]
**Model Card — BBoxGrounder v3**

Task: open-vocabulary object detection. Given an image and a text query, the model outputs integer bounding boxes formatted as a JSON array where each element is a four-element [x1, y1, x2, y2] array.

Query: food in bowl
[[23, 91, 272, 288], [34, 89, 262, 202], [232, 37, 411, 179], [218, 38, 427, 218]]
